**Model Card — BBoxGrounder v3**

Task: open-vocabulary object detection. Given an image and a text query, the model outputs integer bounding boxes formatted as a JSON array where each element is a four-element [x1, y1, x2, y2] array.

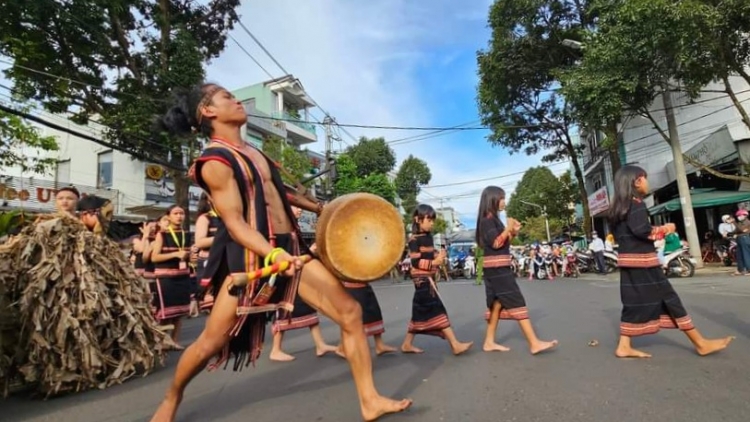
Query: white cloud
[[207, 0, 554, 227]]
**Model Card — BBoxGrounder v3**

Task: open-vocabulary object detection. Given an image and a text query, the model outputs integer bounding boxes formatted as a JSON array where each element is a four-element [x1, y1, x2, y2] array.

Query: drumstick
[[246, 254, 312, 282]]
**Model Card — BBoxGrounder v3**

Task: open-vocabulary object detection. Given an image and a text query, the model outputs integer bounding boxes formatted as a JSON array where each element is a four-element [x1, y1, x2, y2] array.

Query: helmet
[[722, 214, 732, 223], [736, 209, 748, 217]]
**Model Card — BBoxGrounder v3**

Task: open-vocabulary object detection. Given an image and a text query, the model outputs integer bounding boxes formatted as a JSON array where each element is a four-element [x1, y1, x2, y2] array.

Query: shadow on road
[[690, 305, 750, 339]]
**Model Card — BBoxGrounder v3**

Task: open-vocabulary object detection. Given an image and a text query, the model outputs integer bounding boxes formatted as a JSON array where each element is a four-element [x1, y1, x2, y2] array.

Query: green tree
[[477, 0, 594, 235], [518, 215, 565, 243], [359, 173, 397, 205], [333, 153, 397, 205], [394, 154, 431, 213], [0, 108, 58, 174], [0, 0, 240, 210], [262, 136, 313, 186], [506, 166, 572, 222], [346, 137, 396, 178], [558, 0, 750, 265], [433, 215, 448, 236]]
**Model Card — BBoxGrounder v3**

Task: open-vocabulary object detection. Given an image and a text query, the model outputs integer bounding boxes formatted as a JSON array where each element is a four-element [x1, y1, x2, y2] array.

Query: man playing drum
[[150, 83, 411, 422]]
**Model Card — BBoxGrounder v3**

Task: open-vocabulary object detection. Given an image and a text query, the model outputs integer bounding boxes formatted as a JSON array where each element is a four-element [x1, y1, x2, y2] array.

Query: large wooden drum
[[315, 193, 405, 282]]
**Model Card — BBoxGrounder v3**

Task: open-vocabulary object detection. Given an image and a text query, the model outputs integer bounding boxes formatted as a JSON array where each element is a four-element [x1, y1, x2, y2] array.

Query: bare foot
[[376, 344, 398, 356], [361, 395, 413, 422], [696, 336, 735, 356], [530, 340, 558, 355], [316, 344, 338, 357], [615, 346, 652, 358], [483, 342, 511, 352], [400, 344, 424, 354], [150, 395, 181, 422], [269, 350, 296, 362], [452, 341, 474, 356], [335, 346, 347, 359]]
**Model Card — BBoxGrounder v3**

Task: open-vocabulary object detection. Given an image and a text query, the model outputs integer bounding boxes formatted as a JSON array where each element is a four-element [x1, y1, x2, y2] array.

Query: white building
[[1, 76, 321, 222], [436, 207, 463, 234], [580, 74, 750, 235]]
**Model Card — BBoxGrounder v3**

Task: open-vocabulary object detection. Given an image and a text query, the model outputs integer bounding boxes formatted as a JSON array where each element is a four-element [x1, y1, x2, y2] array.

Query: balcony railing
[[273, 111, 316, 135], [583, 147, 606, 171]]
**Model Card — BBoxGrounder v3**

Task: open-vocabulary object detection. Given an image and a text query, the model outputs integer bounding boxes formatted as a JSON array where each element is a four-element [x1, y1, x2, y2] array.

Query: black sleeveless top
[[191, 140, 302, 277], [154, 228, 190, 278], [479, 216, 512, 269], [198, 211, 221, 259]]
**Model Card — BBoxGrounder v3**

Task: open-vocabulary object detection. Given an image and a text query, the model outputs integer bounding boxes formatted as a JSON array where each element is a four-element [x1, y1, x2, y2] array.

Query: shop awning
[[649, 189, 750, 215]]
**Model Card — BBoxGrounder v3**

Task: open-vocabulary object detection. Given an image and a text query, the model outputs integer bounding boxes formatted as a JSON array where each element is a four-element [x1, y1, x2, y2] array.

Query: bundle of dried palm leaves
[[0, 214, 175, 397]]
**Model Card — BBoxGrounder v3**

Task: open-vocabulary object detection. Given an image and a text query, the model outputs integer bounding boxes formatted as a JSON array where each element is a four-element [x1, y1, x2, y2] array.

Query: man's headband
[[195, 85, 222, 125]]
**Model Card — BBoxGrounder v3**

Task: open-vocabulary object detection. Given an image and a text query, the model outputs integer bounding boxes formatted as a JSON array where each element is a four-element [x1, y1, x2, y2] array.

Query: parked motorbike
[[531, 253, 551, 280], [663, 247, 696, 278], [448, 256, 468, 278], [717, 238, 736, 267], [564, 251, 580, 278]]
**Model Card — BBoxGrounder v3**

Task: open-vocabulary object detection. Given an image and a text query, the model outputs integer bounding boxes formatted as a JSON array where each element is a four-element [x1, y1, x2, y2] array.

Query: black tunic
[[407, 233, 450, 337], [615, 198, 694, 336], [152, 228, 192, 321], [192, 138, 307, 369], [479, 216, 529, 321]]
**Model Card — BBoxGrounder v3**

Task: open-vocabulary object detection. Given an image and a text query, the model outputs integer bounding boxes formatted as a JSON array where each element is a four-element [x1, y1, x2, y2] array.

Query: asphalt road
[[4, 273, 750, 422]]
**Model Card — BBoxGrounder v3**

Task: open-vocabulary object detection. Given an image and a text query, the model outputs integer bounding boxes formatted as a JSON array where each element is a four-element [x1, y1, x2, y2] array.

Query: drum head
[[316, 193, 405, 282]]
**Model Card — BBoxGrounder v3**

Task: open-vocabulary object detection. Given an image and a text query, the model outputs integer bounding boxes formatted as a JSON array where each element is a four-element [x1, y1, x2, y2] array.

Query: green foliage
[[561, 0, 750, 127], [506, 166, 575, 222], [395, 155, 431, 201], [0, 0, 241, 207], [358, 173, 397, 205], [333, 153, 397, 205], [0, 210, 23, 237], [262, 136, 313, 186], [477, 0, 592, 234], [333, 154, 361, 196], [433, 214, 448, 236], [517, 215, 566, 243], [0, 108, 58, 174], [345, 137, 396, 178]]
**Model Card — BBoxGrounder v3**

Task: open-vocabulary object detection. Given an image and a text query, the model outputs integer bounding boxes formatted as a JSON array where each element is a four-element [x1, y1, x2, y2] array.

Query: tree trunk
[[722, 75, 750, 131], [172, 171, 190, 220], [606, 119, 622, 174], [663, 90, 704, 268]]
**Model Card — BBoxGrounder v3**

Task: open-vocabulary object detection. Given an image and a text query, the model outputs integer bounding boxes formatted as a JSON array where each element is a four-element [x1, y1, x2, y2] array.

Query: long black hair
[[155, 83, 221, 138], [411, 204, 436, 234], [197, 192, 212, 215], [475, 185, 506, 246], [608, 165, 648, 226]]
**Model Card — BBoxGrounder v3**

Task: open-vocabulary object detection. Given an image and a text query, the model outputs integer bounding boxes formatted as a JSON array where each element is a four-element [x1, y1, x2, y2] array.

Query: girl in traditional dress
[[400, 204, 473, 355], [269, 206, 337, 362], [193, 193, 220, 312], [338, 281, 397, 356], [151, 206, 192, 347], [609, 165, 734, 358], [477, 186, 558, 354]]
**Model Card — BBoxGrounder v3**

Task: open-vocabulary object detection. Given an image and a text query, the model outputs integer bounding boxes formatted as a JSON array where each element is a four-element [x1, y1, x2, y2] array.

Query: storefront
[[587, 186, 611, 235], [650, 124, 749, 236]]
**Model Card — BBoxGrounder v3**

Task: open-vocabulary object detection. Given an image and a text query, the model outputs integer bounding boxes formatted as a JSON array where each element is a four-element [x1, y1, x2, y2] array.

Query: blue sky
[[207, 0, 571, 227], [2, 0, 568, 227], [0, 0, 570, 227]]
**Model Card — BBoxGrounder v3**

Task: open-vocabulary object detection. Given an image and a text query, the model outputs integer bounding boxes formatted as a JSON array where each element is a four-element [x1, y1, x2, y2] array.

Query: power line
[[0, 102, 184, 171], [421, 160, 571, 189]]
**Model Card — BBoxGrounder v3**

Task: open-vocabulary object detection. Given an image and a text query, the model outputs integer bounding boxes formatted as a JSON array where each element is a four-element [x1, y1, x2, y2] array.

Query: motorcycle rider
[[717, 215, 735, 260], [661, 229, 683, 269]]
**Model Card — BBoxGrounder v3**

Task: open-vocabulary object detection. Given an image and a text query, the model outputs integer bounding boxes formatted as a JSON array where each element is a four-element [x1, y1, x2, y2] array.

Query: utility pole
[[521, 200, 551, 242], [662, 88, 704, 268], [323, 116, 334, 200]]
